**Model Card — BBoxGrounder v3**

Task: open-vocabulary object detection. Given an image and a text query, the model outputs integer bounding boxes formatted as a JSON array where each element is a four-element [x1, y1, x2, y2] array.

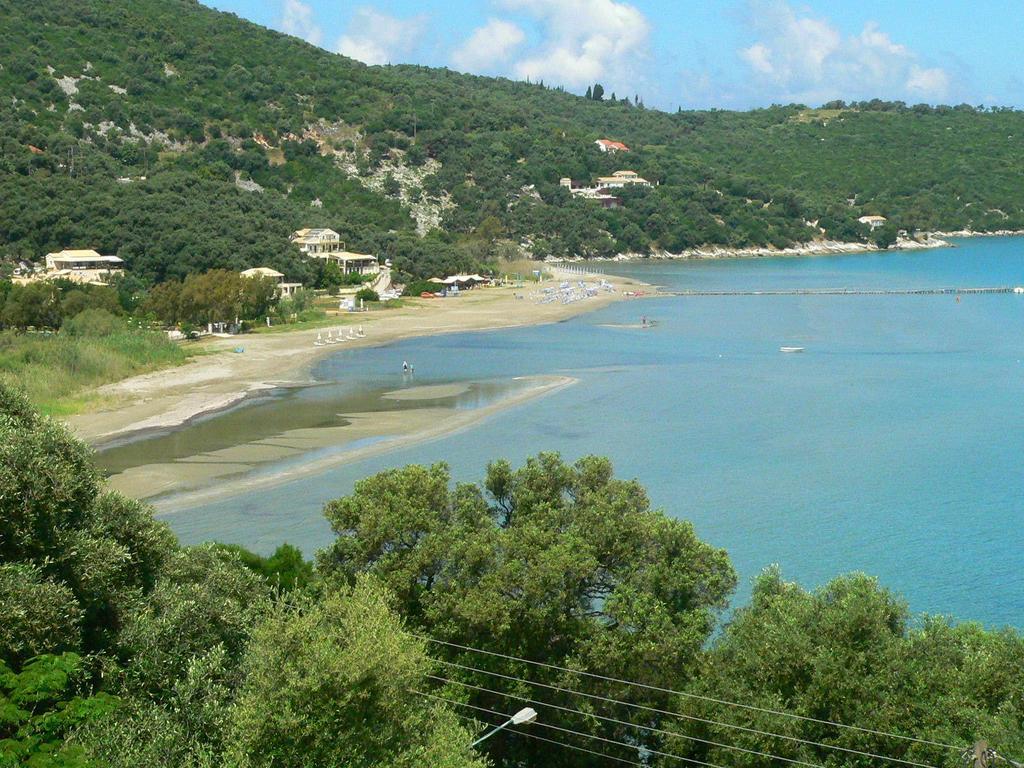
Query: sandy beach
[[119, 374, 576, 509], [70, 268, 649, 445]]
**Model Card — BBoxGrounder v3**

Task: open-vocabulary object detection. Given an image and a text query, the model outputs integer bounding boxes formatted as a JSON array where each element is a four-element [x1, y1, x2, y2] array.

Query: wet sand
[[382, 383, 472, 401], [131, 374, 576, 510], [69, 269, 647, 445]]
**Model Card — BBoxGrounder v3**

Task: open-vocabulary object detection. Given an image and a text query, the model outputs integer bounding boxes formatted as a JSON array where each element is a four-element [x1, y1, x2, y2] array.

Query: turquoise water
[[158, 238, 1024, 627]]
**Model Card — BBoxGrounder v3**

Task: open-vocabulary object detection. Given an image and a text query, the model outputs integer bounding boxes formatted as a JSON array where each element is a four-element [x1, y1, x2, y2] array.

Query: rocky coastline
[[572, 234, 952, 263]]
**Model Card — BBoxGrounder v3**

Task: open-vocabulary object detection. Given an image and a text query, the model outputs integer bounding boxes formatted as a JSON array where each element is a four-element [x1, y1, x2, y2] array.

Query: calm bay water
[[157, 238, 1024, 627]]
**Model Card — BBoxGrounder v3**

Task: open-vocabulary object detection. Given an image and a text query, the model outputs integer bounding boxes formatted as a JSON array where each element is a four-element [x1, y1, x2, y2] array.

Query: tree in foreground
[[225, 576, 486, 768], [662, 567, 1024, 768], [2, 383, 476, 767], [318, 454, 737, 767], [0, 653, 118, 767]]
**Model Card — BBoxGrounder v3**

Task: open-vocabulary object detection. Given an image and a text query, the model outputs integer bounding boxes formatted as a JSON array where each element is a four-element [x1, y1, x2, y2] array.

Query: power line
[[413, 689, 733, 768], [452, 711, 646, 767], [432, 657, 943, 768], [416, 635, 965, 752], [428, 672, 827, 768]]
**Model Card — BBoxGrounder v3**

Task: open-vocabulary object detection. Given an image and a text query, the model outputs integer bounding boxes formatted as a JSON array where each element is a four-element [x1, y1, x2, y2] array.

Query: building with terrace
[[289, 229, 379, 274]]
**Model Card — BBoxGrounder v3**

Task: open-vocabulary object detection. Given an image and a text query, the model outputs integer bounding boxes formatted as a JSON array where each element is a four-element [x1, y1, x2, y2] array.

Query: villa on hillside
[[290, 228, 379, 274], [593, 170, 651, 189], [559, 170, 652, 209], [595, 139, 630, 153], [291, 228, 342, 255], [14, 249, 126, 286], [240, 267, 303, 297], [858, 215, 888, 230]]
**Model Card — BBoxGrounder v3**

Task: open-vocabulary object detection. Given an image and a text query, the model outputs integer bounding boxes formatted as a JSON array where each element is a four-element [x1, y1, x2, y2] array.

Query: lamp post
[[471, 707, 538, 747]]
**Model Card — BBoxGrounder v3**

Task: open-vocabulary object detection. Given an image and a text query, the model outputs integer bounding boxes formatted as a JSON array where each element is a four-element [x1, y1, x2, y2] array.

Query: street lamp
[[471, 707, 539, 747]]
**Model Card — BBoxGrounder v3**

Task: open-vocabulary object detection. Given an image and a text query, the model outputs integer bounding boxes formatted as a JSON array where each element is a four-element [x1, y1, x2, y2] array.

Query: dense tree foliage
[[0, 653, 118, 767], [0, 383, 486, 767], [3, 0, 1024, 289], [227, 579, 486, 768], [662, 568, 1024, 768], [3, 385, 1024, 766], [315, 456, 730, 767], [140, 269, 277, 327]]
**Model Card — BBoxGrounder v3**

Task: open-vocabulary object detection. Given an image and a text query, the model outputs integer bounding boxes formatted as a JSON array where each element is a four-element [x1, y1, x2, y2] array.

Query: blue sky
[[205, 1, 1023, 111]]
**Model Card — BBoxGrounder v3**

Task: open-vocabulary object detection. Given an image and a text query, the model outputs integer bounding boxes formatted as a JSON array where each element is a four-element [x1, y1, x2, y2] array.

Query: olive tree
[[225, 577, 487, 768], [318, 453, 737, 767]]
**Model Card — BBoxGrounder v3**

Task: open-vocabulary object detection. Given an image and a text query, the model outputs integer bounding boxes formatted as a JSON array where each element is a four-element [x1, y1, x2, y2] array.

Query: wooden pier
[[665, 287, 1021, 297]]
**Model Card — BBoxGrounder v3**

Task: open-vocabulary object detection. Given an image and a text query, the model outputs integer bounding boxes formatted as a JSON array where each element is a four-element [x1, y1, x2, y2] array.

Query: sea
[[147, 237, 1024, 627]]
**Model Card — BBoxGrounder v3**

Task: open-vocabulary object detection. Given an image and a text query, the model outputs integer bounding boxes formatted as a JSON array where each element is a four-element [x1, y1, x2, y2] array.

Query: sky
[[204, 0, 1024, 112]]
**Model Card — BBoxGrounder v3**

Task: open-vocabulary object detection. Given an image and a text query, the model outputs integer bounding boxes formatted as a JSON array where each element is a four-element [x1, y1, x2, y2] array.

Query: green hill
[[3, 0, 1024, 284]]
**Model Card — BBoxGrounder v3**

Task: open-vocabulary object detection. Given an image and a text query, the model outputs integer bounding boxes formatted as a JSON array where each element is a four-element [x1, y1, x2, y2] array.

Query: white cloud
[[484, 0, 650, 93], [336, 8, 427, 66], [280, 0, 322, 47], [452, 19, 526, 72], [907, 65, 950, 97], [737, 1, 952, 103]]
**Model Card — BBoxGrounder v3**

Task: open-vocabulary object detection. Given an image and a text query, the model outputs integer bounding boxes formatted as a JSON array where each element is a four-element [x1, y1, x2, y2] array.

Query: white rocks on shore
[[607, 235, 952, 262], [929, 229, 1024, 238]]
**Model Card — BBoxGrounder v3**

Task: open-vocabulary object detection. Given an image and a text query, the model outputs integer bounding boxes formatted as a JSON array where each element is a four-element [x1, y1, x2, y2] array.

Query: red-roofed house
[[595, 139, 630, 153]]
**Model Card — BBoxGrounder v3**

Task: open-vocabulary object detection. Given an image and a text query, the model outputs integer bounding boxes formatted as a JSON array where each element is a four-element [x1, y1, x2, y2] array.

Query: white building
[[593, 170, 652, 189], [290, 228, 342, 255], [858, 215, 888, 231], [559, 170, 650, 208], [39, 249, 125, 285], [290, 228, 379, 275], [240, 267, 303, 297]]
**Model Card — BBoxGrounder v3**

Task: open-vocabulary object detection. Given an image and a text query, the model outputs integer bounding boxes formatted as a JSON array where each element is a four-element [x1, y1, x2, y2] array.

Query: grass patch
[[0, 328, 190, 415], [252, 301, 407, 335], [790, 108, 846, 124]]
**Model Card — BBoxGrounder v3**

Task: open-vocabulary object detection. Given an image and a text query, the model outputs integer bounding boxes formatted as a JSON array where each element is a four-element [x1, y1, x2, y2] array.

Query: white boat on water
[[780, 346, 805, 353]]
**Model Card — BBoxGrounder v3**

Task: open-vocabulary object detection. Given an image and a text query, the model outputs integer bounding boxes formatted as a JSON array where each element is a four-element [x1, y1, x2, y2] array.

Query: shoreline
[[147, 374, 577, 512], [596, 236, 954, 262], [69, 267, 648, 446], [929, 228, 1024, 238], [593, 230, 1024, 263]]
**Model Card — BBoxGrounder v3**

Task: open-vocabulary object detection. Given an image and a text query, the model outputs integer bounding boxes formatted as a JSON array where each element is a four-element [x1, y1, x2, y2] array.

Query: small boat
[[780, 346, 805, 353]]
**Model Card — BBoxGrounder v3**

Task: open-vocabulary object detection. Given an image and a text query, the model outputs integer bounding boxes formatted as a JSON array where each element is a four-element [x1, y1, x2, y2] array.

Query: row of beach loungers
[[533, 279, 616, 305], [313, 327, 365, 346]]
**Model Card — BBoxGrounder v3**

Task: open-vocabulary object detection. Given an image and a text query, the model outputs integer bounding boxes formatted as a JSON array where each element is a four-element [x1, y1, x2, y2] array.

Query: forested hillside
[[3, 0, 1024, 285]]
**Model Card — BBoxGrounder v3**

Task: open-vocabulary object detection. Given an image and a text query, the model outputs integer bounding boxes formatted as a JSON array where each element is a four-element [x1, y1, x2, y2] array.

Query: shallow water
[[150, 238, 1024, 627], [96, 377, 539, 499]]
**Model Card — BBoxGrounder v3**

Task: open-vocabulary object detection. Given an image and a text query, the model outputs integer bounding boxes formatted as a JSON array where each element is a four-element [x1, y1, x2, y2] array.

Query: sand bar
[[382, 383, 472, 401], [144, 374, 577, 511], [69, 268, 648, 445]]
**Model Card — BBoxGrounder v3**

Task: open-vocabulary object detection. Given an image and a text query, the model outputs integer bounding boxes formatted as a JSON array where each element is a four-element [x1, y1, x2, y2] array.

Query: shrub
[[402, 280, 440, 297], [61, 308, 126, 337], [354, 287, 379, 303]]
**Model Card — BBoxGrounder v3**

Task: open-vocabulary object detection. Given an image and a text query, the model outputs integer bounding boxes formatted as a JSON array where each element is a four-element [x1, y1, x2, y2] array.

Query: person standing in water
[[402, 360, 409, 372]]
